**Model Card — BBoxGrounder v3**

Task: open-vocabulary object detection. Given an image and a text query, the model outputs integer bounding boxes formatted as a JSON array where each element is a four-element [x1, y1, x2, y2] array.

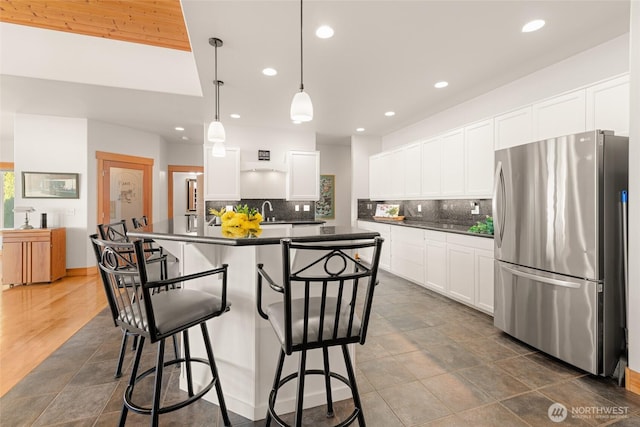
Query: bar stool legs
[[322, 347, 334, 417]]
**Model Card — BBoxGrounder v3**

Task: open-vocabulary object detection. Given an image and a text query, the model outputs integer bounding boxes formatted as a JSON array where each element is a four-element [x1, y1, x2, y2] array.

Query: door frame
[[168, 165, 203, 219], [96, 151, 153, 225]]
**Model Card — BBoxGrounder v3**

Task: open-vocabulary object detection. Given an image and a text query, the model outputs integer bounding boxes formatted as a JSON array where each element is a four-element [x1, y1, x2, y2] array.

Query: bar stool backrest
[[279, 236, 383, 354], [97, 220, 129, 243], [131, 215, 148, 230]]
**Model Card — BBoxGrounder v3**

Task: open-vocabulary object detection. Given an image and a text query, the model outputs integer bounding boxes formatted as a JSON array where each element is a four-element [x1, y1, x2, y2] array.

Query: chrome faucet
[[261, 200, 273, 220]]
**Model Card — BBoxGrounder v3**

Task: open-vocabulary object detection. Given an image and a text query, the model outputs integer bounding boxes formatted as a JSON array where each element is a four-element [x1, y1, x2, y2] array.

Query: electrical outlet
[[295, 205, 300, 211], [471, 203, 480, 215], [417, 204, 422, 212], [66, 208, 75, 216], [303, 205, 310, 211], [226, 205, 234, 212]]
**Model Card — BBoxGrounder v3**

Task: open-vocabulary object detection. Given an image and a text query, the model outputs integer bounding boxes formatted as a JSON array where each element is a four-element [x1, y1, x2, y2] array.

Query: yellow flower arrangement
[[220, 204, 263, 238]]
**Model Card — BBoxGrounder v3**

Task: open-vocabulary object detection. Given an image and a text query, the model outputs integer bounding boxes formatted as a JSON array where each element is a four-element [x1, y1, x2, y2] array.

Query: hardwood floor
[[0, 267, 106, 397]]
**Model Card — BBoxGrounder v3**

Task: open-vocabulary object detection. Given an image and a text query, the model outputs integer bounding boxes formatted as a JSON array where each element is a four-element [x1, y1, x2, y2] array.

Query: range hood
[[241, 161, 287, 172]]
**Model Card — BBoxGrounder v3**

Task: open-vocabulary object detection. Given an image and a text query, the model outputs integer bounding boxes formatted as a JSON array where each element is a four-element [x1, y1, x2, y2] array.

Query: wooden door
[[97, 152, 153, 229]]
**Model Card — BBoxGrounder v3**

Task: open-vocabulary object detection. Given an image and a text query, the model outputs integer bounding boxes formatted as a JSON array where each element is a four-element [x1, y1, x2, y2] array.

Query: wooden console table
[[2, 228, 66, 286]]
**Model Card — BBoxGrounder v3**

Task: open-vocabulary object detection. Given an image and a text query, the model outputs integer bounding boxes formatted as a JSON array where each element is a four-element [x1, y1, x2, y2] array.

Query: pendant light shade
[[208, 37, 226, 157], [290, 0, 313, 122], [290, 91, 313, 122]]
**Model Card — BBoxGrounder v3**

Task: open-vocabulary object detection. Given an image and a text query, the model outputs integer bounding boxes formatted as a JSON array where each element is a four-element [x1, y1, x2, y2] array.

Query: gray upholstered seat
[[266, 297, 361, 348]]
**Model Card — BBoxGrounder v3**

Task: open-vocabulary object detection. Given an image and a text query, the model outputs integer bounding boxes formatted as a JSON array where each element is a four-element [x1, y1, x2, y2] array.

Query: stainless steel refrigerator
[[493, 130, 628, 376]]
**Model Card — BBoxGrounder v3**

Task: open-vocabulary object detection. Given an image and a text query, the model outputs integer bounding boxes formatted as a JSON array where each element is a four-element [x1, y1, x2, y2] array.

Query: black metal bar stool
[[256, 236, 384, 427], [92, 236, 232, 426]]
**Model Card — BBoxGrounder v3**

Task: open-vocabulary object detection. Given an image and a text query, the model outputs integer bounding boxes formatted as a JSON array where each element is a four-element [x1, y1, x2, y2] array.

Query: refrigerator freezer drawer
[[494, 261, 600, 374]]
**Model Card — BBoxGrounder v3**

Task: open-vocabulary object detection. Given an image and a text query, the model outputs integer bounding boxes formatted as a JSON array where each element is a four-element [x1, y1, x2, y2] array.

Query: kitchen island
[[128, 221, 379, 421]]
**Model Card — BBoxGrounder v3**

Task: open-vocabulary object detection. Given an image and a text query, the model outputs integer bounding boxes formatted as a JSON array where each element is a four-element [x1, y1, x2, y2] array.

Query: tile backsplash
[[357, 199, 492, 226], [205, 199, 316, 222]]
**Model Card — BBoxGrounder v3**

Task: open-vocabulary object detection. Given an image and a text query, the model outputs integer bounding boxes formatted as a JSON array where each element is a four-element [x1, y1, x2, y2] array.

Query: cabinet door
[[421, 138, 441, 198], [389, 148, 405, 199], [475, 249, 494, 314], [586, 74, 629, 136], [390, 227, 424, 285], [446, 243, 475, 305], [203, 146, 241, 200], [533, 89, 586, 141], [425, 238, 447, 293], [465, 119, 494, 197], [404, 143, 422, 198], [369, 154, 384, 201], [440, 129, 465, 197], [494, 106, 533, 149], [2, 241, 24, 285], [287, 151, 320, 200], [30, 240, 52, 283]]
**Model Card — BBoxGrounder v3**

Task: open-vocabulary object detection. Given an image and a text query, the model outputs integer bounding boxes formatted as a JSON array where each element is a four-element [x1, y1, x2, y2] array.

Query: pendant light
[[207, 37, 226, 157], [290, 0, 313, 122]]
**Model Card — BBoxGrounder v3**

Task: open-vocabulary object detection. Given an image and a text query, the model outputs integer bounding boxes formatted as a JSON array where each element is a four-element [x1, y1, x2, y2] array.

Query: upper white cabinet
[[404, 143, 422, 198], [287, 150, 319, 201], [586, 74, 629, 136], [420, 137, 442, 197], [464, 119, 494, 197], [533, 89, 586, 141], [203, 146, 241, 201], [494, 106, 533, 150], [369, 151, 391, 201], [389, 148, 405, 199], [440, 129, 465, 197]]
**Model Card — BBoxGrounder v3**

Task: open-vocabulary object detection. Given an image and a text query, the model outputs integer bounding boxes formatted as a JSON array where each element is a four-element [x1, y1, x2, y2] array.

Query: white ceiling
[[0, 0, 631, 148]]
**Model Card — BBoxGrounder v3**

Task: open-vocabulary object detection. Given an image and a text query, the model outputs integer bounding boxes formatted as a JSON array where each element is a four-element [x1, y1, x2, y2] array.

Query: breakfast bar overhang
[[128, 222, 380, 421]]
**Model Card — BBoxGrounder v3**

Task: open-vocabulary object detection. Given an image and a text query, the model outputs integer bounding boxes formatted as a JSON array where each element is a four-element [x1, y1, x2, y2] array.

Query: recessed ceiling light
[[262, 67, 278, 76], [522, 19, 545, 33], [174, 126, 184, 131], [434, 81, 449, 89], [181, 136, 189, 140], [316, 25, 334, 39], [230, 113, 241, 119], [384, 111, 395, 117], [356, 128, 365, 132]]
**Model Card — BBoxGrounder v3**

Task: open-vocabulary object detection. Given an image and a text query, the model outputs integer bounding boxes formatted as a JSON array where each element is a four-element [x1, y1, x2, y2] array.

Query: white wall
[[166, 142, 204, 167], [14, 114, 89, 268], [0, 134, 14, 162], [350, 135, 381, 225], [318, 144, 350, 226], [382, 34, 630, 149], [627, 0, 640, 377]]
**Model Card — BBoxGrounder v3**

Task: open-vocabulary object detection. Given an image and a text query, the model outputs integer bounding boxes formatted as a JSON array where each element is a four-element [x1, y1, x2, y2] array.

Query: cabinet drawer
[[446, 233, 493, 250], [425, 230, 447, 242]]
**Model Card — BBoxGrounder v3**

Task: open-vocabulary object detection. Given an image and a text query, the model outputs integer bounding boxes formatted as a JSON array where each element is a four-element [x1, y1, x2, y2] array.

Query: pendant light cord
[[214, 43, 220, 121], [299, 0, 304, 92]]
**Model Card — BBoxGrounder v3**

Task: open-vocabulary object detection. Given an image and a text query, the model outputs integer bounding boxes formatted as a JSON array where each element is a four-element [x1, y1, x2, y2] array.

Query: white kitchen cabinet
[[440, 129, 465, 197], [356, 220, 391, 271], [464, 119, 494, 197], [390, 226, 424, 285], [475, 248, 495, 314], [494, 106, 533, 150], [420, 137, 442, 197], [389, 148, 405, 199], [446, 242, 475, 305], [404, 143, 422, 198], [586, 74, 630, 136], [424, 231, 447, 294], [287, 150, 319, 201], [533, 89, 586, 141], [203, 146, 241, 200], [369, 151, 392, 201]]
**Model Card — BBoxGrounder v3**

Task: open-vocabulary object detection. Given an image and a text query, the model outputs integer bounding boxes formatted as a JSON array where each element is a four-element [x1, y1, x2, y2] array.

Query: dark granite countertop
[[128, 220, 378, 246], [358, 218, 494, 239]]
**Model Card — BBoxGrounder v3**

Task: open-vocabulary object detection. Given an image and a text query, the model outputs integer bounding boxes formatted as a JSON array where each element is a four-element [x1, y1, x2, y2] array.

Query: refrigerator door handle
[[502, 264, 581, 289], [492, 161, 506, 247]]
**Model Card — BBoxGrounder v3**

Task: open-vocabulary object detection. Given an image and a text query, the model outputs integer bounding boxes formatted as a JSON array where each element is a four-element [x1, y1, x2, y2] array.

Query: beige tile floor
[[2, 270, 640, 426]]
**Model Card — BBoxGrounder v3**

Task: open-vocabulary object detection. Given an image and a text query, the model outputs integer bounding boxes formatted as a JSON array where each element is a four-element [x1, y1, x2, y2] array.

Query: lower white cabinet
[[356, 220, 391, 271], [424, 231, 447, 294], [475, 248, 495, 313], [446, 243, 475, 305], [390, 227, 424, 285]]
